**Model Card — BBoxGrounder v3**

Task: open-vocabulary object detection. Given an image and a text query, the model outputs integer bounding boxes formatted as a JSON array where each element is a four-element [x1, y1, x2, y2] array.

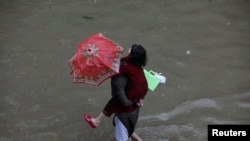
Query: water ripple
[[139, 98, 220, 121]]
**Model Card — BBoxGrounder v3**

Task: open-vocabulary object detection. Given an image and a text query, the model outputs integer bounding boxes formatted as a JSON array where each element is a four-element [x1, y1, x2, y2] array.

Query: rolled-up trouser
[[114, 116, 129, 141]]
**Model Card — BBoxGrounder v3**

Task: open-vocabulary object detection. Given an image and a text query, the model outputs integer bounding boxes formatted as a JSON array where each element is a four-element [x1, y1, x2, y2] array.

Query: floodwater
[[0, 0, 250, 141]]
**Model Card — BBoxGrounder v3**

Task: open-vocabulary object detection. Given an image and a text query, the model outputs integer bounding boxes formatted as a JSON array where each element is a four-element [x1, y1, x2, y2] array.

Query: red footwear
[[83, 114, 96, 128]]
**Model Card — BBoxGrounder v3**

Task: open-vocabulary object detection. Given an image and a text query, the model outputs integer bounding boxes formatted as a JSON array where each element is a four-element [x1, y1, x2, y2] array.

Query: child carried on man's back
[[84, 44, 148, 128]]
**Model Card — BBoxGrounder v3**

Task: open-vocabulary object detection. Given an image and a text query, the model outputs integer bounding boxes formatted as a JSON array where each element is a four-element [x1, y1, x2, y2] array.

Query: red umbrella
[[68, 33, 124, 86]]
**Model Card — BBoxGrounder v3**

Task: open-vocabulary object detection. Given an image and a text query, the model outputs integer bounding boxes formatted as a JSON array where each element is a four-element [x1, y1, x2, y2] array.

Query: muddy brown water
[[1, 0, 250, 141]]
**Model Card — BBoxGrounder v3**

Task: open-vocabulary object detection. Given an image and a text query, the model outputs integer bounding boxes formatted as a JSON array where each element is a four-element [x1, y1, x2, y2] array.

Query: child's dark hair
[[129, 44, 147, 67]]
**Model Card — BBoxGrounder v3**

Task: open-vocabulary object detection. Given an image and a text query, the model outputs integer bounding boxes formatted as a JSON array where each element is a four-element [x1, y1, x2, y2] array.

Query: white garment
[[154, 73, 166, 84], [115, 116, 129, 141]]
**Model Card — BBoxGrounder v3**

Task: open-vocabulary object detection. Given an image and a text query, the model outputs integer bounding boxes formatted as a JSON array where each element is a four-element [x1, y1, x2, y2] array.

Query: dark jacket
[[110, 75, 140, 137], [102, 57, 147, 116]]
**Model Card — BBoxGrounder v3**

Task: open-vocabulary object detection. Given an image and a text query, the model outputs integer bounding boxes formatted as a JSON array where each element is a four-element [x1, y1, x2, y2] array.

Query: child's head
[[129, 44, 147, 67]]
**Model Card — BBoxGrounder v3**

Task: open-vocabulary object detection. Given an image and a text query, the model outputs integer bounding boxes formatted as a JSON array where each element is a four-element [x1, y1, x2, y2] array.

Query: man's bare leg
[[131, 132, 142, 141]]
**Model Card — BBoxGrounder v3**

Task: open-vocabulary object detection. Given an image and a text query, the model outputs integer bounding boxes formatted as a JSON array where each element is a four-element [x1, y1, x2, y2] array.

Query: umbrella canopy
[[68, 33, 124, 86]]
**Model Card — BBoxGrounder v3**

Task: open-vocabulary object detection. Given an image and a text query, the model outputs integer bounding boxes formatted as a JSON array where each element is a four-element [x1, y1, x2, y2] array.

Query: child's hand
[[136, 99, 144, 107]]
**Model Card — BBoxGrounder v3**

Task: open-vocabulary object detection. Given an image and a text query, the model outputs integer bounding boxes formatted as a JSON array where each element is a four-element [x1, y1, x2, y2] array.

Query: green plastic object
[[143, 69, 160, 91]]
